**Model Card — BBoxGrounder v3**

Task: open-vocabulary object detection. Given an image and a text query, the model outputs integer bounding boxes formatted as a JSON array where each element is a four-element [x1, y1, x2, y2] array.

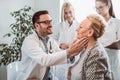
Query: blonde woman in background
[[52, 2, 79, 50], [52, 2, 79, 80], [95, 0, 120, 79], [67, 14, 112, 80]]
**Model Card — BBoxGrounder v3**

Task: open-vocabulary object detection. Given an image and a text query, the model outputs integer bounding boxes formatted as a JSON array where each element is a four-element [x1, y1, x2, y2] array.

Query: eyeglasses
[[95, 5, 106, 11], [37, 20, 52, 25]]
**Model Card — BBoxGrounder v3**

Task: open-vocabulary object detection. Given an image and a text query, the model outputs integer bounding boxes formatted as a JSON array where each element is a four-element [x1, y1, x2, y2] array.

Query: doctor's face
[[35, 14, 53, 37], [76, 19, 91, 39]]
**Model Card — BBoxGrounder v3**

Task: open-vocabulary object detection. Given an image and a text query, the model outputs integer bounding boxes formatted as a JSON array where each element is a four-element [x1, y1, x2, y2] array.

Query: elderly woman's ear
[[87, 28, 94, 37]]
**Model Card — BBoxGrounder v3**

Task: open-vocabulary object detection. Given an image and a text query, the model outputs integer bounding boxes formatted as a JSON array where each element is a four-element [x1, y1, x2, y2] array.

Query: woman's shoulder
[[110, 17, 120, 23], [89, 42, 108, 57]]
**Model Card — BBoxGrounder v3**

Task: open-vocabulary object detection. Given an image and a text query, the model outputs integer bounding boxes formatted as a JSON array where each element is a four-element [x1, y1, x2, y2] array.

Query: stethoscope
[[36, 31, 53, 54]]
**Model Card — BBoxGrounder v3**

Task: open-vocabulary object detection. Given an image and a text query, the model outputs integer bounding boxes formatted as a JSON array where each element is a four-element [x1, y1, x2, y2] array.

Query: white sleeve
[[21, 37, 67, 67]]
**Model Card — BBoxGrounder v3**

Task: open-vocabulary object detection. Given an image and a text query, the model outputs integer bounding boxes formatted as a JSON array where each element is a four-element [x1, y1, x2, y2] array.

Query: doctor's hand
[[68, 37, 88, 57]]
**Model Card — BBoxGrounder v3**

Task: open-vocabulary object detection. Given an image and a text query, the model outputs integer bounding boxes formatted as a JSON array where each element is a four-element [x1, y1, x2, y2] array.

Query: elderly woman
[[67, 14, 112, 80]]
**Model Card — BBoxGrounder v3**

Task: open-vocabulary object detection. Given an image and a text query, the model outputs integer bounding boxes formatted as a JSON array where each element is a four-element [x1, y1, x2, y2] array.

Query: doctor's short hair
[[32, 10, 49, 25], [87, 14, 106, 40]]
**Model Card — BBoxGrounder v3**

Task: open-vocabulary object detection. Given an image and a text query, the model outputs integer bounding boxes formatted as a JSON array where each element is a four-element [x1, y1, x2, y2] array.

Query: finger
[[79, 37, 88, 42], [78, 37, 88, 45], [73, 38, 88, 52], [72, 39, 78, 44], [78, 38, 88, 49]]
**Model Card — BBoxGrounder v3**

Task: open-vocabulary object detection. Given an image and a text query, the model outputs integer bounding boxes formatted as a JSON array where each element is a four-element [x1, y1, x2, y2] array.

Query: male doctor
[[16, 10, 88, 80]]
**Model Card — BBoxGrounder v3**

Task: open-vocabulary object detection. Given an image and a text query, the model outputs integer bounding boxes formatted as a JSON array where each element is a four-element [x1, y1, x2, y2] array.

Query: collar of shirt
[[35, 31, 49, 43]]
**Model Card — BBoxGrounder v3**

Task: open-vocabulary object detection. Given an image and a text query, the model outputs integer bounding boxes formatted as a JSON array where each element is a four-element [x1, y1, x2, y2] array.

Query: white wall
[[34, 0, 60, 24], [69, 0, 95, 22], [112, 0, 120, 18]]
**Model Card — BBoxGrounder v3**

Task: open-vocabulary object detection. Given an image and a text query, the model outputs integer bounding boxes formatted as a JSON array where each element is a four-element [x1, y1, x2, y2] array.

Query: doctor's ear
[[88, 29, 94, 37], [34, 23, 39, 28]]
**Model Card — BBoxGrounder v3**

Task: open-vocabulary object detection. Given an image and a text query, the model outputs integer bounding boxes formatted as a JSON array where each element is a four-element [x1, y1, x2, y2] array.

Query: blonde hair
[[87, 14, 106, 40], [61, 2, 75, 22]]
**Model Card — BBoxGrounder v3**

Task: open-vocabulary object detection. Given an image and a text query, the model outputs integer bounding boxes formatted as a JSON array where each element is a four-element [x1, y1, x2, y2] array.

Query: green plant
[[0, 6, 34, 65]]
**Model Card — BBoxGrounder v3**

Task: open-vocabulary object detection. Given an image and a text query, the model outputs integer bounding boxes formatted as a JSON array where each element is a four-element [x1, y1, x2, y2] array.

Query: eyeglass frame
[[37, 20, 52, 25], [95, 4, 107, 11]]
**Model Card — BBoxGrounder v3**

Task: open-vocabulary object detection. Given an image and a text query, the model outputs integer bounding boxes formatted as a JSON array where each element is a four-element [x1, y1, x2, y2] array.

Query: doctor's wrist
[[66, 49, 75, 63], [67, 49, 71, 57]]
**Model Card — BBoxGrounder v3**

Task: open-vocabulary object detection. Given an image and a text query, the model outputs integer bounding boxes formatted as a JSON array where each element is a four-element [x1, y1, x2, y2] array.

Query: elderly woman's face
[[76, 19, 92, 39]]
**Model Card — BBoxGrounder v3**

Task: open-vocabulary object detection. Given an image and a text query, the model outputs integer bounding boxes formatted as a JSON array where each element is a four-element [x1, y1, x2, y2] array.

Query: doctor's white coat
[[16, 32, 68, 80]]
